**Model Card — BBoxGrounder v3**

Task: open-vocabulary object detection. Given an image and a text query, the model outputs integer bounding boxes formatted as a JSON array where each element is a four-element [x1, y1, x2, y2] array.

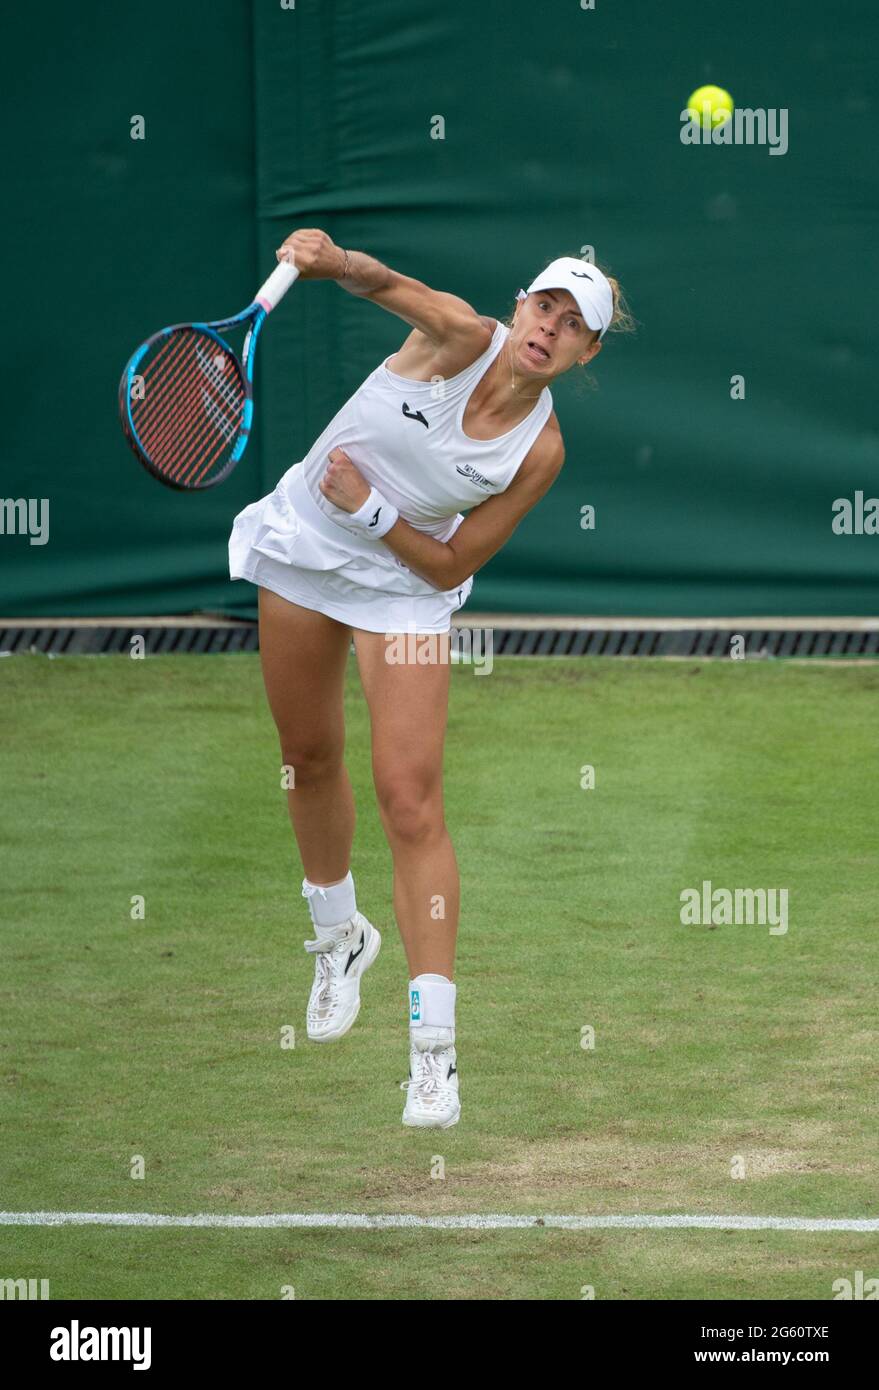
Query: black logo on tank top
[[455, 463, 496, 490], [402, 402, 429, 428]]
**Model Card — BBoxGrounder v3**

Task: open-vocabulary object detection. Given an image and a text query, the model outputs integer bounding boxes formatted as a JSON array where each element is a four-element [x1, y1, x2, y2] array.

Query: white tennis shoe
[[304, 913, 381, 1043], [401, 1038, 460, 1128]]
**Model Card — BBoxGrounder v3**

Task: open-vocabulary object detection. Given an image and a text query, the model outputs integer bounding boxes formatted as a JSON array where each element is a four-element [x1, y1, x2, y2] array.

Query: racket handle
[[256, 260, 300, 312]]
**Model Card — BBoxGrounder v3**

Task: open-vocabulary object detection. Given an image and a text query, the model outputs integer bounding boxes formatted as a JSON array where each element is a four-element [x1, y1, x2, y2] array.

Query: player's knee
[[376, 778, 443, 845], [279, 739, 343, 789]]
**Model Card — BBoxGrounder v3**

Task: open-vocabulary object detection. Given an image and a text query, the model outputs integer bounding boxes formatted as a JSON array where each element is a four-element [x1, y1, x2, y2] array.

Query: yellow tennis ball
[[686, 84, 734, 129]]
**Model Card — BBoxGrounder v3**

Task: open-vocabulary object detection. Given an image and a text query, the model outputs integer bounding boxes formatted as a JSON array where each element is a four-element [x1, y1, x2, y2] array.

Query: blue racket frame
[[118, 259, 299, 491]]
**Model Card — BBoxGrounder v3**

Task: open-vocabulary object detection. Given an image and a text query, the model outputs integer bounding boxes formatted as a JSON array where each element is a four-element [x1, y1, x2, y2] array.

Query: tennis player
[[229, 229, 629, 1128]]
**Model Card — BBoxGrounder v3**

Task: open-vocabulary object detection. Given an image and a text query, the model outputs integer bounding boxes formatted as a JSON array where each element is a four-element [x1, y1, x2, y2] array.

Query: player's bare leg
[[354, 628, 461, 1127], [258, 587, 381, 1041], [258, 587, 355, 881]]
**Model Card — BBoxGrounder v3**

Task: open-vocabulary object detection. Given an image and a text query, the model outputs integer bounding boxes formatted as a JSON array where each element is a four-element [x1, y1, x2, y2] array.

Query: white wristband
[[345, 486, 399, 539]]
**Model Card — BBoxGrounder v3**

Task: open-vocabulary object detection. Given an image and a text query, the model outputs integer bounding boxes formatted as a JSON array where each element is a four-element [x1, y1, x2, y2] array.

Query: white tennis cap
[[517, 256, 614, 339]]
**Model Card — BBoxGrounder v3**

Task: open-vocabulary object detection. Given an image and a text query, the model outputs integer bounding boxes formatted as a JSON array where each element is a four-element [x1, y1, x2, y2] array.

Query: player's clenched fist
[[276, 228, 346, 280], [319, 448, 371, 513]]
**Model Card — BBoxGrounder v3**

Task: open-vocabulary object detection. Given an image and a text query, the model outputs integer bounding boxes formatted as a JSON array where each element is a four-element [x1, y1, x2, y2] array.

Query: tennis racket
[[118, 259, 300, 490]]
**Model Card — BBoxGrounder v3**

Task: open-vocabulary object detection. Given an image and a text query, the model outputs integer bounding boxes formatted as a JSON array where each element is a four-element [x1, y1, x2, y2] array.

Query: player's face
[[511, 288, 601, 377]]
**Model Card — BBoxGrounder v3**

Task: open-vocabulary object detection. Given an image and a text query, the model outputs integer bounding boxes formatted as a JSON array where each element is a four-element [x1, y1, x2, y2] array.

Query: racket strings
[[133, 334, 208, 468], [140, 340, 235, 481], [134, 350, 237, 484], [138, 332, 241, 479], [130, 329, 245, 486], [135, 332, 242, 485]]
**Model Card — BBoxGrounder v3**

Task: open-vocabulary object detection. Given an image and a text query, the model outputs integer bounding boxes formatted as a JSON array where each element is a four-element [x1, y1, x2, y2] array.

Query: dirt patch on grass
[[351, 1133, 854, 1207], [731, 1150, 816, 1178]]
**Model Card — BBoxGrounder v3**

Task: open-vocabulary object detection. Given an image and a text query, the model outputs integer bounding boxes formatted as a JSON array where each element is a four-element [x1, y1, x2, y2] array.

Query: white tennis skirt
[[229, 464, 474, 634]]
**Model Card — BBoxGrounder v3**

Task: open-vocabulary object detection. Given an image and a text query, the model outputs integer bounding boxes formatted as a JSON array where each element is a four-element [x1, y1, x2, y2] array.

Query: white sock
[[409, 973, 456, 1049], [302, 872, 357, 930]]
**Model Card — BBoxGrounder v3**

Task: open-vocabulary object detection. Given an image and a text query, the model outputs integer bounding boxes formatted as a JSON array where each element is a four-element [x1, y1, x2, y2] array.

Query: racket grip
[[256, 260, 300, 312]]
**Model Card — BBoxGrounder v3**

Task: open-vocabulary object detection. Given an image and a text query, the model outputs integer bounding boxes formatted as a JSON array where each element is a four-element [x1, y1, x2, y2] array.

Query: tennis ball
[[686, 84, 734, 129]]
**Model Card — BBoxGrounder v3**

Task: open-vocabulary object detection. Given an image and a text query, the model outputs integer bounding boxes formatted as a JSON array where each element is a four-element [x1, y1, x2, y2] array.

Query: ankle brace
[[302, 872, 357, 929], [409, 973, 456, 1046]]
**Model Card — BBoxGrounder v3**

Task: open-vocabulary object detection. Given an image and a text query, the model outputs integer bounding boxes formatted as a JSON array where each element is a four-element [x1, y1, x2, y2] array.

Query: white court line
[[1, 1212, 877, 1233]]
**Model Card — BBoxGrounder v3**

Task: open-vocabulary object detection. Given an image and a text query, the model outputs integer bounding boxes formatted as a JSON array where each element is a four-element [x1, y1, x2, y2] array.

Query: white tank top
[[289, 319, 553, 541]]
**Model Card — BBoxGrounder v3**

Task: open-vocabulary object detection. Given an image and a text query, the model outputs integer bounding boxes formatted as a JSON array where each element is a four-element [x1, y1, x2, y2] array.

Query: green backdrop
[[2, 0, 876, 617]]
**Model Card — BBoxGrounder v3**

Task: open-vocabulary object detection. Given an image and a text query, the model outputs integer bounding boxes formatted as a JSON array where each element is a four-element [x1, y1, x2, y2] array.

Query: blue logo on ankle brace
[[410, 988, 421, 1023]]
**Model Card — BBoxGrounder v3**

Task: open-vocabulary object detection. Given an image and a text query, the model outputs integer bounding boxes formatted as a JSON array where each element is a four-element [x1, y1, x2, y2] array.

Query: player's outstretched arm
[[275, 227, 486, 348]]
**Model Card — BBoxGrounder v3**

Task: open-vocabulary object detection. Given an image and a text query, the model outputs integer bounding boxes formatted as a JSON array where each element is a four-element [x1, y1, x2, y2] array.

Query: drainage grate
[[485, 627, 878, 658], [0, 624, 260, 655], [1, 623, 877, 658]]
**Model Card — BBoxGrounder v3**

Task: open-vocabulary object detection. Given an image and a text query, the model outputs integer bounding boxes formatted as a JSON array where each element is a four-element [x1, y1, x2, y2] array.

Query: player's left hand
[[319, 448, 371, 513]]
